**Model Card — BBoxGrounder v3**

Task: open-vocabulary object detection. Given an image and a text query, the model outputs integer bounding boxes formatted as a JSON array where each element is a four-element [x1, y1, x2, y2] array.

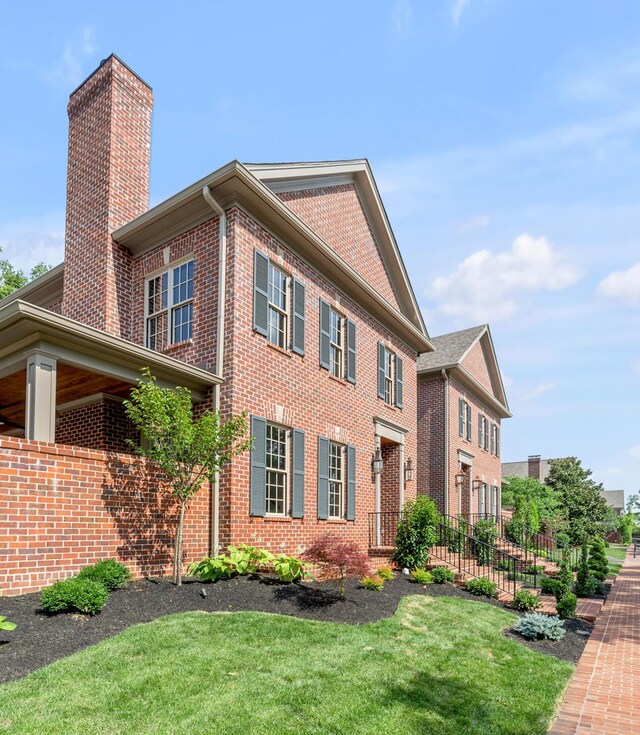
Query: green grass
[[606, 544, 629, 561], [0, 596, 573, 735], [608, 561, 623, 577]]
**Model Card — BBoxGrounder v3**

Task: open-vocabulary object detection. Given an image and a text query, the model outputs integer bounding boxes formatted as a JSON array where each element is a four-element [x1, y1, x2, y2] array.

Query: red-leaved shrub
[[303, 534, 370, 599]]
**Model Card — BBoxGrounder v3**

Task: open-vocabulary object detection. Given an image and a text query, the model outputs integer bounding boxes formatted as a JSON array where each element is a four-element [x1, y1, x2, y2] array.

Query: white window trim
[[328, 441, 345, 519], [265, 421, 290, 517], [267, 261, 289, 350], [144, 255, 194, 350], [328, 306, 345, 379], [383, 346, 395, 406]]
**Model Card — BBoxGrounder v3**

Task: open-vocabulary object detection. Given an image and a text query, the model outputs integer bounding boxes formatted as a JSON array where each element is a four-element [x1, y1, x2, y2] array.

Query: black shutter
[[377, 343, 386, 399], [395, 355, 403, 408], [253, 250, 269, 337], [458, 398, 464, 436], [317, 437, 329, 520], [346, 445, 356, 520], [346, 319, 356, 383], [291, 279, 306, 356], [319, 299, 331, 369], [292, 429, 305, 518], [249, 416, 266, 516]]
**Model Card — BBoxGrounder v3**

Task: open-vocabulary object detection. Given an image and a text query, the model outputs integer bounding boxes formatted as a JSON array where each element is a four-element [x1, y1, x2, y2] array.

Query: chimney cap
[[528, 455, 541, 460], [69, 53, 152, 99]]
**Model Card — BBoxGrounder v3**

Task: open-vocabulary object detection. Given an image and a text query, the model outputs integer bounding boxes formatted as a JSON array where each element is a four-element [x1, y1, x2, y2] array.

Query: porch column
[[25, 352, 57, 442], [374, 435, 381, 547]]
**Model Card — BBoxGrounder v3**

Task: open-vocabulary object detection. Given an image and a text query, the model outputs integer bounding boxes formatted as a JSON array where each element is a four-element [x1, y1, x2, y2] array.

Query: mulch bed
[[0, 574, 591, 684]]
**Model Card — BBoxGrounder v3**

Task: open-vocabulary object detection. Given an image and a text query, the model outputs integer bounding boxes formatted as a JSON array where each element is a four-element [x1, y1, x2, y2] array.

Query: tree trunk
[[174, 500, 186, 585]]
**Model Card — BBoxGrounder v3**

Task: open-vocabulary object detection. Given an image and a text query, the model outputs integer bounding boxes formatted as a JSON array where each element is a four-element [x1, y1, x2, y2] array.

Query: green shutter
[[292, 429, 305, 518], [346, 444, 356, 521], [250, 416, 267, 516], [395, 355, 403, 408], [377, 343, 386, 399], [319, 299, 331, 369], [253, 250, 269, 337], [346, 319, 356, 384], [317, 436, 329, 520], [292, 279, 306, 355], [458, 398, 464, 436]]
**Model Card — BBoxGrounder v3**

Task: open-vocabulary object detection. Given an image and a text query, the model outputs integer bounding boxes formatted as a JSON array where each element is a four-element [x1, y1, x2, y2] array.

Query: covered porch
[[0, 301, 221, 449]]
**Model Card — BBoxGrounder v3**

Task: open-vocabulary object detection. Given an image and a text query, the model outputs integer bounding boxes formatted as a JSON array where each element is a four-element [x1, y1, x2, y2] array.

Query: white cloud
[[630, 445, 640, 460], [565, 52, 640, 104], [426, 233, 581, 321], [44, 26, 95, 88], [0, 213, 65, 272], [392, 0, 412, 36], [531, 382, 555, 397], [451, 0, 469, 26], [597, 261, 640, 305]]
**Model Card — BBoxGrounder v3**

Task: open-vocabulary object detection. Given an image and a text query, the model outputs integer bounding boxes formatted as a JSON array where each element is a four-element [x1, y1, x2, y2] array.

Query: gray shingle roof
[[417, 325, 486, 372]]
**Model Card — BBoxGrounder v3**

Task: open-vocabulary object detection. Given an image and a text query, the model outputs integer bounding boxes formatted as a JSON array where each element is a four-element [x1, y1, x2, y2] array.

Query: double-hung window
[[459, 399, 472, 441], [265, 423, 288, 515], [328, 442, 344, 519], [267, 262, 288, 349], [383, 348, 394, 405], [329, 309, 343, 379], [145, 259, 194, 350]]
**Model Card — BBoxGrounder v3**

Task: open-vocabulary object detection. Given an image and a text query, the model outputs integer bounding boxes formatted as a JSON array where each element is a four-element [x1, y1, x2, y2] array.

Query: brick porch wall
[[55, 400, 136, 453], [0, 437, 211, 595]]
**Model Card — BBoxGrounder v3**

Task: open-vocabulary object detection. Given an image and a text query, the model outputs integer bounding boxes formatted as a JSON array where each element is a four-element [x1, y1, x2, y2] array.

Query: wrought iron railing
[[368, 511, 403, 548], [432, 521, 520, 598]]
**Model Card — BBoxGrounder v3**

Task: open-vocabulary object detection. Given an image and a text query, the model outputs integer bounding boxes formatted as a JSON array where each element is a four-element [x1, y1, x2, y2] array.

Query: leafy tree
[[546, 457, 608, 544], [501, 475, 559, 525], [626, 493, 640, 520], [303, 534, 370, 599], [0, 246, 50, 300], [124, 369, 251, 584], [393, 495, 440, 570], [618, 511, 636, 544]]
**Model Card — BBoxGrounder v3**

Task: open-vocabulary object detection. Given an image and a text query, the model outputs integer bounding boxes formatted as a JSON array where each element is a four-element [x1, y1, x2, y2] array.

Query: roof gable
[[418, 324, 510, 417], [246, 160, 427, 337]]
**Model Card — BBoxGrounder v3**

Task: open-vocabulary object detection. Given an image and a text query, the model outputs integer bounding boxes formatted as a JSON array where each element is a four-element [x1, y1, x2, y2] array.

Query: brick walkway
[[549, 547, 638, 735]]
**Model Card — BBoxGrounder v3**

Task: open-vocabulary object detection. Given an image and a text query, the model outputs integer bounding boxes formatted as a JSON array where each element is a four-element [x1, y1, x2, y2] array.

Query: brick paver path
[[549, 546, 638, 734]]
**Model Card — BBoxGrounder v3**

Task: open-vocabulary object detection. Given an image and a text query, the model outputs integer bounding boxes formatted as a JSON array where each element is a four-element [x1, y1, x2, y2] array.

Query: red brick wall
[[461, 340, 494, 394], [0, 436, 210, 595], [218, 207, 418, 556], [62, 56, 153, 338], [417, 376, 446, 512], [278, 184, 402, 311], [55, 400, 136, 453], [380, 444, 401, 514], [447, 378, 501, 517]]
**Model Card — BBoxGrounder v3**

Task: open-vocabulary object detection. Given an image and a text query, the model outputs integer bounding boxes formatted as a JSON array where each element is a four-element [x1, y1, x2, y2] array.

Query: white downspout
[[203, 185, 227, 556], [441, 369, 449, 517]]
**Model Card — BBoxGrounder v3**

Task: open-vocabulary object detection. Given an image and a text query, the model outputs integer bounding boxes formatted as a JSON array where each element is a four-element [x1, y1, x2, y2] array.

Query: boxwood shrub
[[77, 559, 131, 591], [40, 578, 108, 615], [464, 577, 497, 597]]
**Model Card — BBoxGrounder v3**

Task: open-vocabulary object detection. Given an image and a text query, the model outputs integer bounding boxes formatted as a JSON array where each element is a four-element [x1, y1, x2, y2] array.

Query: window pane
[[328, 443, 343, 518], [172, 303, 193, 343], [266, 425, 287, 515]]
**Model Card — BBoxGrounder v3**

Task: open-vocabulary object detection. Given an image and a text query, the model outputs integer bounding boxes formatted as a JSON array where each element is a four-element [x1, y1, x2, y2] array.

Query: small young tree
[[303, 534, 369, 599], [618, 511, 636, 545], [574, 540, 596, 597], [124, 370, 251, 584]]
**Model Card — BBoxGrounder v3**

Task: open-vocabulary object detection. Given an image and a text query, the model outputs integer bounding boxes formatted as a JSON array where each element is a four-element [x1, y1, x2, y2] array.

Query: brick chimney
[[528, 455, 541, 480], [62, 55, 153, 338]]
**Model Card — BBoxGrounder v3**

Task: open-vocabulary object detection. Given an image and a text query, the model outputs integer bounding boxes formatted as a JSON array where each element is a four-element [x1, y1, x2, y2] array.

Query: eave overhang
[[418, 363, 512, 419], [0, 301, 221, 400], [113, 161, 433, 354]]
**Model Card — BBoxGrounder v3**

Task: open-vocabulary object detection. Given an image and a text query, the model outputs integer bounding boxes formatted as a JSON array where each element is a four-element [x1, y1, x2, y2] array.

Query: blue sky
[[1, 1, 639, 497]]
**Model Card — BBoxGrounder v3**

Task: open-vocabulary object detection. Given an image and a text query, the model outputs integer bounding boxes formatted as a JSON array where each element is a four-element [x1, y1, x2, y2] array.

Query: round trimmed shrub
[[40, 578, 108, 615], [77, 559, 132, 591], [556, 592, 577, 620]]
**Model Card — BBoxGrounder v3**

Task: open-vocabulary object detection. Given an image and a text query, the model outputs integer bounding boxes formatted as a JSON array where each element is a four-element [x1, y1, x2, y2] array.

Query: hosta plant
[[0, 615, 16, 632], [272, 555, 310, 583], [514, 613, 565, 641], [188, 555, 235, 582], [228, 545, 273, 575]]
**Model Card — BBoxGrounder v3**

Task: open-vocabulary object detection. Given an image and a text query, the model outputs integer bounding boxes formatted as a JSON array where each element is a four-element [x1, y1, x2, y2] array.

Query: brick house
[[417, 325, 511, 521], [0, 55, 435, 594]]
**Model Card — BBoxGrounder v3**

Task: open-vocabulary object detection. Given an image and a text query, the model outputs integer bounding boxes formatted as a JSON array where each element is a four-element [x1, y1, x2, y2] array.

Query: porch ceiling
[[0, 365, 134, 433]]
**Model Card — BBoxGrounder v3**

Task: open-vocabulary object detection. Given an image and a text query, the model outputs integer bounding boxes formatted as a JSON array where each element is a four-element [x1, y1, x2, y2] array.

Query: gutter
[[202, 185, 227, 557], [441, 369, 449, 517]]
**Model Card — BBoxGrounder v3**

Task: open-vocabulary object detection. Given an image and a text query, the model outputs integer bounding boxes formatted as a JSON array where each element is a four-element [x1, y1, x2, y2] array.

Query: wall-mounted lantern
[[404, 458, 415, 482], [372, 447, 384, 476]]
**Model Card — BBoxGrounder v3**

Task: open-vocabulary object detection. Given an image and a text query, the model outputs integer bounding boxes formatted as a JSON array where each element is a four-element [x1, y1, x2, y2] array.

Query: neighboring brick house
[[417, 325, 511, 520], [0, 55, 434, 593]]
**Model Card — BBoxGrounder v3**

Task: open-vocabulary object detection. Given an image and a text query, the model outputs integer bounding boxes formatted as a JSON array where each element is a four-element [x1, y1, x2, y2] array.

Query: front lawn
[[606, 544, 629, 562], [0, 596, 572, 735]]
